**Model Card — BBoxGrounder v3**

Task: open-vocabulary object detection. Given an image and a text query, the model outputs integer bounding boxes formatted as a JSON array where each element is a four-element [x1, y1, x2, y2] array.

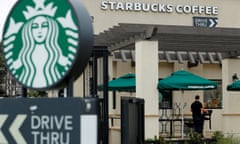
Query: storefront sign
[[101, 1, 218, 16], [2, 0, 93, 90]]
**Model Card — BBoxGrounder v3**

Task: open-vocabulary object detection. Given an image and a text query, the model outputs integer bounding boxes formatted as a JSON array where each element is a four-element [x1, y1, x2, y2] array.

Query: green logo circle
[[3, 0, 92, 90]]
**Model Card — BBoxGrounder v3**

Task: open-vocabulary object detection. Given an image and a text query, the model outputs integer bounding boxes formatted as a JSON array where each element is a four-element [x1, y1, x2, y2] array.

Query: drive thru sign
[[0, 98, 98, 144]]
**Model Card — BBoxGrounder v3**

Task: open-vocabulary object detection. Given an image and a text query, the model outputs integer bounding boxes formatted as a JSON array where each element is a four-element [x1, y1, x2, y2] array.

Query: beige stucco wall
[[221, 59, 240, 135]]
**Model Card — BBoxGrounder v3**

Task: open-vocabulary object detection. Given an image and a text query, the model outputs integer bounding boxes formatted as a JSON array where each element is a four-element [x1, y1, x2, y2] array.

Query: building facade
[[72, 0, 240, 143]]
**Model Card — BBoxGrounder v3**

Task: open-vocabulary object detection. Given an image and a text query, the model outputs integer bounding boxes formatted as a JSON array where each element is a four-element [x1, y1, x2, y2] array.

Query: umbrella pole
[[181, 90, 184, 139]]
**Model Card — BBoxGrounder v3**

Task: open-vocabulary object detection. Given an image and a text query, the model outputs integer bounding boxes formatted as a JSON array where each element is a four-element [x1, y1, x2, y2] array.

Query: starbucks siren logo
[[3, 0, 79, 89]]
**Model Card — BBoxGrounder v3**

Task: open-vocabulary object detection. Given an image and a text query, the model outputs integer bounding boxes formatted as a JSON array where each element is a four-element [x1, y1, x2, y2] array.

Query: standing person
[[191, 95, 208, 137]]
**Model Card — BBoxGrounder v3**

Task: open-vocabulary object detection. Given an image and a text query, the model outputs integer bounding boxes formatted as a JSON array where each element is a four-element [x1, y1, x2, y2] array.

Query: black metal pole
[[93, 46, 109, 144], [22, 87, 27, 98], [67, 77, 74, 97], [92, 51, 98, 97], [103, 48, 109, 144], [112, 91, 116, 109], [83, 71, 85, 97], [92, 47, 102, 144], [112, 78, 116, 109]]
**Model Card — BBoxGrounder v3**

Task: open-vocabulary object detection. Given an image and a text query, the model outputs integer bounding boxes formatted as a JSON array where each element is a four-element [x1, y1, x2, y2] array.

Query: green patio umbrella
[[158, 70, 217, 138], [227, 80, 240, 91], [98, 73, 135, 92], [158, 70, 217, 90]]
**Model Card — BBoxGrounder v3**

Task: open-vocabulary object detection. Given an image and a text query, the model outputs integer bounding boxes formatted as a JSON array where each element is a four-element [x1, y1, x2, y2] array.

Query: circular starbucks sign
[[2, 0, 93, 90]]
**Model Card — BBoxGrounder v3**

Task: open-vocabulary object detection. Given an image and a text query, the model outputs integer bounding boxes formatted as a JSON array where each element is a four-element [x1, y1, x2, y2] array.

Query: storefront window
[[159, 90, 172, 109], [204, 80, 222, 109]]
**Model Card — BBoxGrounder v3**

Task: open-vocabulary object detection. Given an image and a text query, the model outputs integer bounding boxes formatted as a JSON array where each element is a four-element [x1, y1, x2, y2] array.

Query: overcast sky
[[0, 0, 17, 41]]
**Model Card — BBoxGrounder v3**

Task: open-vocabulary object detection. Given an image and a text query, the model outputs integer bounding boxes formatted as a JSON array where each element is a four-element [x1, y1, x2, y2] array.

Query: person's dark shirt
[[191, 101, 203, 119]]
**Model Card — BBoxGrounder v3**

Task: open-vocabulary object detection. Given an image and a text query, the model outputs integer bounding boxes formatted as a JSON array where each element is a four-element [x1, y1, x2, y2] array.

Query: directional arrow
[[0, 115, 8, 144], [209, 18, 218, 28], [9, 115, 27, 144]]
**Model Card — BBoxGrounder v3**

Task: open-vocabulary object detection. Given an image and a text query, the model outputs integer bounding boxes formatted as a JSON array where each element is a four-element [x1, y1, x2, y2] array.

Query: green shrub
[[218, 135, 240, 144], [189, 132, 203, 144], [212, 131, 224, 142], [212, 131, 240, 144], [145, 135, 165, 144]]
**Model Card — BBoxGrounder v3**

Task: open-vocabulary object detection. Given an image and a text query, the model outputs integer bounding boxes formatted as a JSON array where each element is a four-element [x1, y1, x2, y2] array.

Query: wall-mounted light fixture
[[232, 73, 239, 82]]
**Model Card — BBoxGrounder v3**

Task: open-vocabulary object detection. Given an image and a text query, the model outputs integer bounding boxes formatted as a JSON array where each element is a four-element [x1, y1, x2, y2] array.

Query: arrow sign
[[0, 114, 27, 144], [0, 115, 8, 144], [193, 17, 218, 28], [208, 18, 218, 28], [9, 115, 27, 144]]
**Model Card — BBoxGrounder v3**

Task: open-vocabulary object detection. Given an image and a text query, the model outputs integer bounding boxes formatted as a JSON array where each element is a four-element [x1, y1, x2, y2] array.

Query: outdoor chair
[[203, 109, 213, 129]]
